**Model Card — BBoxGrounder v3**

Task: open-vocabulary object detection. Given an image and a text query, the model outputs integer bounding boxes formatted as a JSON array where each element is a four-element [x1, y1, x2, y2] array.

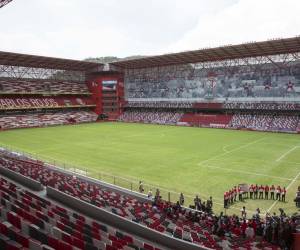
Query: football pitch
[[0, 122, 299, 216]]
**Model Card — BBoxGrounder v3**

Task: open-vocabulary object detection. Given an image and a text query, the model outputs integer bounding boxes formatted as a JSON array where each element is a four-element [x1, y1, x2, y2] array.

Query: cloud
[[167, 0, 300, 53], [0, 0, 298, 59]]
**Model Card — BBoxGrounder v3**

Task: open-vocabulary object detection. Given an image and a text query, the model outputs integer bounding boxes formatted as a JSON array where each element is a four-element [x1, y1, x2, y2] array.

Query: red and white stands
[[0, 111, 98, 129], [0, 79, 90, 95]]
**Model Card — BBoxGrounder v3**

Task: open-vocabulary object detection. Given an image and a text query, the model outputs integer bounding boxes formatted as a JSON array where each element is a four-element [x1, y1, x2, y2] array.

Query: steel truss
[[0, 0, 12, 8], [124, 52, 300, 83], [0, 65, 85, 82]]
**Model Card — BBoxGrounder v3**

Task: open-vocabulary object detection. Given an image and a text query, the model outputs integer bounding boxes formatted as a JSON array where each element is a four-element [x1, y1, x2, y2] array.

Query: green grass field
[[0, 122, 299, 216]]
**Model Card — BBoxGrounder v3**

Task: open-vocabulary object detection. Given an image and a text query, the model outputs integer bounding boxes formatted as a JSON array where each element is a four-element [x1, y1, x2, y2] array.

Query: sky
[[0, 0, 300, 60]]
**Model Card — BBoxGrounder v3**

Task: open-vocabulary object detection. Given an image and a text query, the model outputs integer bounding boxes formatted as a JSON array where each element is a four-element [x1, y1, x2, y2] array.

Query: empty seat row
[[0, 176, 162, 250]]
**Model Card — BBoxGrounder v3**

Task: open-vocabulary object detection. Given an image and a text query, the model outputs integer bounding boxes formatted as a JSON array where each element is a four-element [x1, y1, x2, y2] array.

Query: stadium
[[0, 0, 300, 249]]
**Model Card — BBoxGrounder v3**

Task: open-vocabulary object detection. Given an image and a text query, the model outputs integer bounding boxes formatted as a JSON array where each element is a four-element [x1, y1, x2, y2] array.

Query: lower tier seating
[[0, 150, 286, 249], [229, 114, 299, 132], [119, 111, 182, 125], [0, 176, 162, 250], [119, 109, 300, 133], [0, 111, 98, 130]]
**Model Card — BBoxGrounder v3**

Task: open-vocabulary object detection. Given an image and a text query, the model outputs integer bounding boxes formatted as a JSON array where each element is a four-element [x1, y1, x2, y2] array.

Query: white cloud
[[0, 0, 298, 59], [167, 0, 300, 53]]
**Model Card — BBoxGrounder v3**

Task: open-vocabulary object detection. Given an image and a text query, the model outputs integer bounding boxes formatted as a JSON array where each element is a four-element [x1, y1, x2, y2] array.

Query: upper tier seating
[[125, 102, 193, 109], [0, 111, 98, 129], [0, 150, 284, 249], [119, 111, 182, 125], [223, 102, 300, 111], [0, 176, 162, 250], [0, 79, 89, 94], [125, 60, 300, 100]]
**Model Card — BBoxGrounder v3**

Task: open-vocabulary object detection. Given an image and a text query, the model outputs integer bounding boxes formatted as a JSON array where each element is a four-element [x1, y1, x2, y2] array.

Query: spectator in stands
[[245, 224, 255, 238], [147, 189, 153, 199]]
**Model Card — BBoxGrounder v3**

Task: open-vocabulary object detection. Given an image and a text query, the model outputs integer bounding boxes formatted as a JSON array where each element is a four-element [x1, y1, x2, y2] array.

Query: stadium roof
[[0, 0, 12, 8], [0, 51, 103, 71], [111, 36, 300, 69]]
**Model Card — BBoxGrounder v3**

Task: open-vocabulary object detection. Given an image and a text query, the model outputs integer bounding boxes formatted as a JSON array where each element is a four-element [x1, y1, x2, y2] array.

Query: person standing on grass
[[249, 184, 254, 199], [234, 186, 237, 202], [254, 184, 258, 199], [224, 191, 228, 208], [194, 195, 201, 210], [270, 185, 275, 200], [265, 184, 269, 199], [179, 193, 184, 205], [238, 186, 243, 201], [259, 185, 264, 199], [207, 196, 213, 211], [241, 206, 247, 219], [229, 189, 234, 204], [138, 181, 144, 193], [276, 186, 281, 200], [281, 187, 286, 202]]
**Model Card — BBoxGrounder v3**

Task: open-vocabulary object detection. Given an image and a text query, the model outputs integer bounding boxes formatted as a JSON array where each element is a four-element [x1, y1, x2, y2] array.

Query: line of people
[[224, 184, 287, 208], [249, 184, 286, 201], [224, 186, 243, 208]]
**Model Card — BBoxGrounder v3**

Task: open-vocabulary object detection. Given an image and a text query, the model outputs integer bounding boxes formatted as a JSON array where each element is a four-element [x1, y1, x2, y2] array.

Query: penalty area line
[[197, 137, 266, 166]]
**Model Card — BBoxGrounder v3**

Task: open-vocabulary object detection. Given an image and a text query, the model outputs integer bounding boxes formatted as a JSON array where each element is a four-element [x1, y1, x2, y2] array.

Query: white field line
[[222, 145, 231, 153], [197, 137, 266, 166], [267, 168, 300, 213], [276, 145, 299, 162], [199, 164, 292, 181]]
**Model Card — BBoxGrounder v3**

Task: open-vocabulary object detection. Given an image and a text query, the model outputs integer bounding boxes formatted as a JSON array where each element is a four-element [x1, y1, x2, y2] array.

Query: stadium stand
[[0, 111, 98, 130], [0, 176, 164, 250], [0, 51, 100, 131], [229, 114, 299, 132], [0, 78, 90, 95], [0, 149, 296, 249], [119, 110, 182, 125], [119, 108, 300, 133]]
